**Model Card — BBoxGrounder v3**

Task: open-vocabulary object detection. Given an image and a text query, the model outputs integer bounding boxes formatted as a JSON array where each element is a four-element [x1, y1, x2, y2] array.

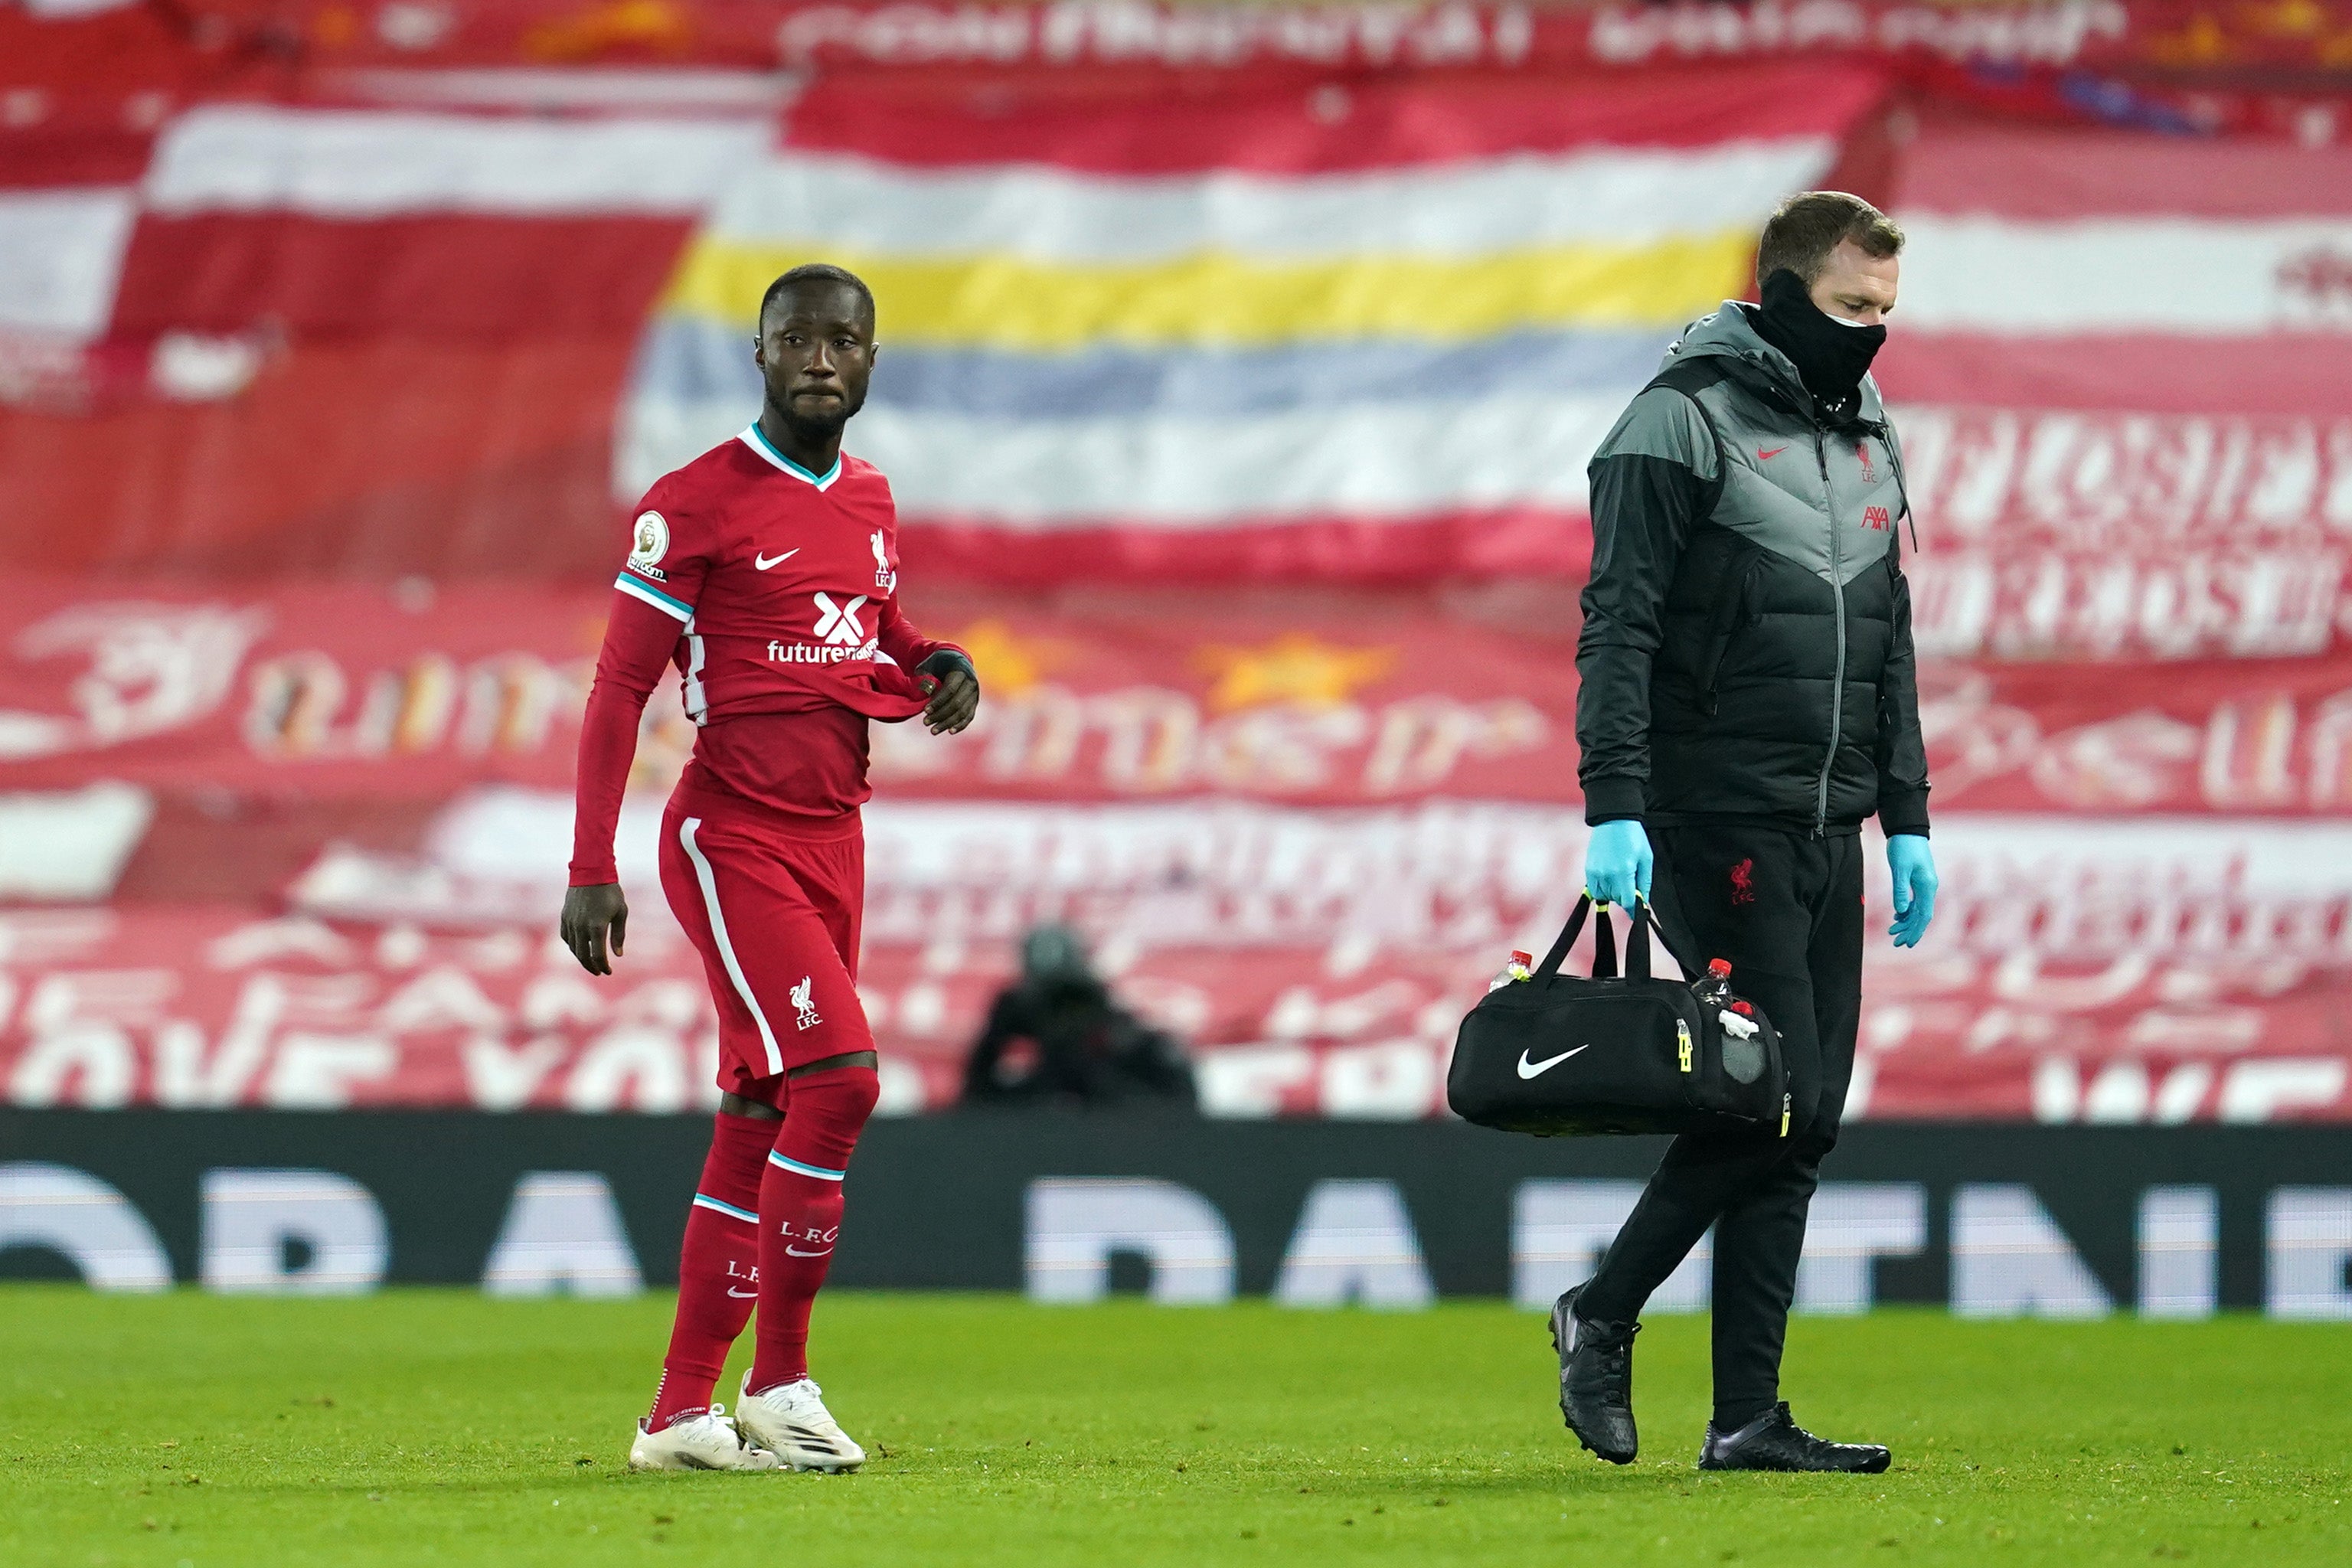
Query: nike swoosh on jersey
[[1516, 1044, 1591, 1079], [726, 1287, 758, 1298], [754, 549, 799, 570], [1756, 446, 1788, 461], [784, 1246, 833, 1258]]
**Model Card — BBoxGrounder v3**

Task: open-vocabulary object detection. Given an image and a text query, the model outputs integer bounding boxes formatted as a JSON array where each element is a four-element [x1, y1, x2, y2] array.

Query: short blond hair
[[1756, 191, 1905, 286]]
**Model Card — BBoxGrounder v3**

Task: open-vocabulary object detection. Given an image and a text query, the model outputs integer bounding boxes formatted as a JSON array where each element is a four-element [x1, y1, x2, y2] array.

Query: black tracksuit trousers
[[1576, 822, 1866, 1432]]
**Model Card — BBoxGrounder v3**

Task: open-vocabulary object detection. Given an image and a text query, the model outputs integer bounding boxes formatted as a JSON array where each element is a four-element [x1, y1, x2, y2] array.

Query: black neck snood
[[1751, 267, 1885, 413]]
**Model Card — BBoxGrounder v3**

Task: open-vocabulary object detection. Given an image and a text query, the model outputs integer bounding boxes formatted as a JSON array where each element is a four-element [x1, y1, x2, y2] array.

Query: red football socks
[[647, 1111, 774, 1432], [746, 1066, 880, 1396]]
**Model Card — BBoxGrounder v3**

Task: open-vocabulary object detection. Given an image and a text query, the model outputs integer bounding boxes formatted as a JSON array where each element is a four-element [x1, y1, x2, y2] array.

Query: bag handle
[[1625, 899, 1699, 982], [1533, 895, 1591, 978], [1535, 894, 1697, 984], [1534, 893, 1622, 980]]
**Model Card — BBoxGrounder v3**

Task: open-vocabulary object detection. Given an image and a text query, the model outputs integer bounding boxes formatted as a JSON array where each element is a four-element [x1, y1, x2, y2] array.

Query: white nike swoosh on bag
[[1516, 1044, 1592, 1079], [784, 1246, 832, 1258], [754, 549, 799, 570], [726, 1287, 758, 1298]]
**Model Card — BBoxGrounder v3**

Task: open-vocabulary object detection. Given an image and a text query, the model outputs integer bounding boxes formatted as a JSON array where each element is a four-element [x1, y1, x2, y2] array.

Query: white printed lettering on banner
[[1922, 671, 2352, 813], [1586, 0, 2126, 66], [0, 926, 728, 1118], [777, 2, 1539, 70], [243, 649, 594, 760], [0, 603, 266, 762], [1900, 408, 2352, 660], [871, 685, 1548, 798], [772, 2, 2119, 72], [9, 809, 2352, 1122]]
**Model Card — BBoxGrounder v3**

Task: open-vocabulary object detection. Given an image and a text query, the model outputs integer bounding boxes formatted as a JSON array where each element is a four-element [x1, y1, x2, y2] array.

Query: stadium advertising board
[[5, 1112, 2349, 1321]]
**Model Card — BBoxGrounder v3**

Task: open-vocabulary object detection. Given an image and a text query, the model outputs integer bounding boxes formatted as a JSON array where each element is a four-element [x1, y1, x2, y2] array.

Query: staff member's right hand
[[1583, 819, 1653, 908], [561, 883, 629, 975]]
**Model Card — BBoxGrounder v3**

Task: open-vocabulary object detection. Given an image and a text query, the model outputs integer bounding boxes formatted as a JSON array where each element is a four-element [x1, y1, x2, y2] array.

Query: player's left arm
[[1874, 543, 1930, 839], [876, 595, 979, 736], [1875, 422, 1934, 946], [869, 490, 978, 735]]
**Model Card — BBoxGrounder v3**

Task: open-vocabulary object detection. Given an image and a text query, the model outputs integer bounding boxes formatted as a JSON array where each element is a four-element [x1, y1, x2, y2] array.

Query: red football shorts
[[658, 798, 873, 1108]]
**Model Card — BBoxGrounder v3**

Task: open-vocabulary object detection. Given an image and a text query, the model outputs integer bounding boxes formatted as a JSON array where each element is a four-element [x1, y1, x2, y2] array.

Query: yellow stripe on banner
[[663, 232, 1756, 348]]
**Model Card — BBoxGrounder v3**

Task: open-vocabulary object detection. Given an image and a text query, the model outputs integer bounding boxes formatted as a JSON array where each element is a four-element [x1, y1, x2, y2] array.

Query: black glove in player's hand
[[917, 652, 980, 735]]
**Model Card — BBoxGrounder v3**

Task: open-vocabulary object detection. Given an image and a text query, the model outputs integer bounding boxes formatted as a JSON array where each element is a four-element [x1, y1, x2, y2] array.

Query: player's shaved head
[[760, 264, 876, 332], [753, 263, 877, 462]]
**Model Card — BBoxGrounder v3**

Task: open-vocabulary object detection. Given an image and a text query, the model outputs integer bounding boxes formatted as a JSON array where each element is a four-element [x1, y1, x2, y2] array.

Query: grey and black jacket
[[1575, 301, 1931, 838]]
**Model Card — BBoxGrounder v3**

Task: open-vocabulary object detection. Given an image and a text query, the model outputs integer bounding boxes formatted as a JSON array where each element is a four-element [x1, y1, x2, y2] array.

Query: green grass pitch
[[2, 1288, 2346, 1566]]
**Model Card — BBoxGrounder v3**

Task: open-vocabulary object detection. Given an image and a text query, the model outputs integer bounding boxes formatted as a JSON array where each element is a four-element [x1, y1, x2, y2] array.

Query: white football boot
[[628, 1404, 783, 1472], [734, 1374, 867, 1473]]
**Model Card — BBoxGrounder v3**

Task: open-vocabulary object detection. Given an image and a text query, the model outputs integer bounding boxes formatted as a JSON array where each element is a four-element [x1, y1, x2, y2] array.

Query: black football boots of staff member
[[1558, 194, 1941, 1474]]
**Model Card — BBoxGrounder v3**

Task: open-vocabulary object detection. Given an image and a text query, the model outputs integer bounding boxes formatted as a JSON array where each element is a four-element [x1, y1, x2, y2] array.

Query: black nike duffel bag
[[1447, 895, 1789, 1138]]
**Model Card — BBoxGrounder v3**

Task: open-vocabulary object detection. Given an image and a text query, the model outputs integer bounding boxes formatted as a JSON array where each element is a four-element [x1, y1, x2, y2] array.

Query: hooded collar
[[1662, 301, 1887, 430]]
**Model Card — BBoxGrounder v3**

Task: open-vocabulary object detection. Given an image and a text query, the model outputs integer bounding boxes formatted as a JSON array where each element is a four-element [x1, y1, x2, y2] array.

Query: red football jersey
[[568, 425, 962, 884], [616, 426, 943, 722]]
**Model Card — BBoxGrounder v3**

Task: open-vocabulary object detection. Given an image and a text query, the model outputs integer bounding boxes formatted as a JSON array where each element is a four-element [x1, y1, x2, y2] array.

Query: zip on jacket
[[1814, 428, 1845, 838]]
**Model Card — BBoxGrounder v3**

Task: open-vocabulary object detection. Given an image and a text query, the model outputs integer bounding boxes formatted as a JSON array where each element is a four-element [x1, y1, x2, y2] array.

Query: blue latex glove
[[1583, 819, 1652, 909], [1886, 834, 1938, 948]]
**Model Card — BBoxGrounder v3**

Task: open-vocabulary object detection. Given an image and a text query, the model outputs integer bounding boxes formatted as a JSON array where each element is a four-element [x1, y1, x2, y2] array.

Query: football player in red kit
[[561, 264, 978, 1474]]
